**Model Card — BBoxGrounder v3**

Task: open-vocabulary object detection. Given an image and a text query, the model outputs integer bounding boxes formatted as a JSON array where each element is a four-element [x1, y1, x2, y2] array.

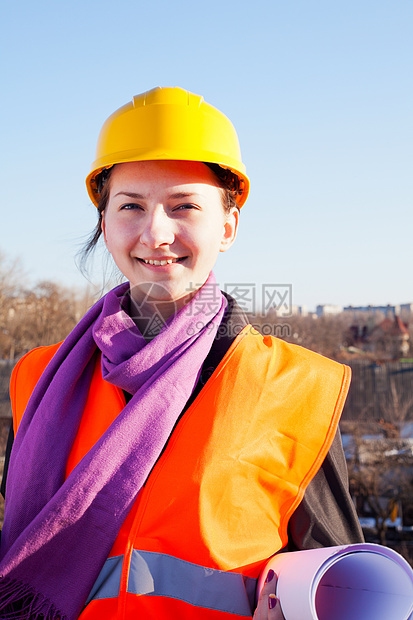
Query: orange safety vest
[[10, 325, 350, 619]]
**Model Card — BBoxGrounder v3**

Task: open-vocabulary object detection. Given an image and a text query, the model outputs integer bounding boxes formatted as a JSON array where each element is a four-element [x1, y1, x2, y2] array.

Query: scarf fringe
[[0, 577, 67, 620]]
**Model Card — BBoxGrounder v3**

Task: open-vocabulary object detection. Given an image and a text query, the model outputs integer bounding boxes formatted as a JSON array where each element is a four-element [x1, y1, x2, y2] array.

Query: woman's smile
[[138, 256, 184, 266]]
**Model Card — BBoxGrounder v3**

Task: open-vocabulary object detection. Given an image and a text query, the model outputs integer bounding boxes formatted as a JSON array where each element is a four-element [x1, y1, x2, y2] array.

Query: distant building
[[343, 304, 399, 318], [400, 303, 413, 320], [344, 315, 410, 360], [368, 316, 410, 359], [316, 304, 343, 317], [290, 305, 308, 317]]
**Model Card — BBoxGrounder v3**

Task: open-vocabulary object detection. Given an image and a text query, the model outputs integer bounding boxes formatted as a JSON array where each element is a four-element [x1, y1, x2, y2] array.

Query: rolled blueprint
[[257, 543, 413, 620]]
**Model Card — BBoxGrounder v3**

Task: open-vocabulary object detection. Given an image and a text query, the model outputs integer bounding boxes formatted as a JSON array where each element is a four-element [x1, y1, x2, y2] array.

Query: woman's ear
[[220, 207, 239, 253]]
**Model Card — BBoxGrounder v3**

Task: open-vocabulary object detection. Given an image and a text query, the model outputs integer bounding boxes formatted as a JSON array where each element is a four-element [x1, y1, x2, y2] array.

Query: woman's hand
[[253, 570, 286, 620]]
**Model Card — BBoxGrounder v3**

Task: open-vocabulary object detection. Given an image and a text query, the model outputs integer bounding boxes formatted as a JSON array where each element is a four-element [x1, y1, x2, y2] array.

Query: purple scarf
[[0, 274, 227, 620]]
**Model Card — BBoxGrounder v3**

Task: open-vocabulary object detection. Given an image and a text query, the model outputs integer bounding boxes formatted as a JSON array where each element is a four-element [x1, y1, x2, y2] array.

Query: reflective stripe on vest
[[86, 550, 257, 616]]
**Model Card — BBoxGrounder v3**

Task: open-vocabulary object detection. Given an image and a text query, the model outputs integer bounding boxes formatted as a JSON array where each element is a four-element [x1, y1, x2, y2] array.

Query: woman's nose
[[139, 208, 175, 247]]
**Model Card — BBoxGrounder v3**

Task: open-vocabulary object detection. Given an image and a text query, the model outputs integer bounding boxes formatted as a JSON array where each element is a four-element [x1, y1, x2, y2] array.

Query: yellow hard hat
[[86, 87, 249, 207]]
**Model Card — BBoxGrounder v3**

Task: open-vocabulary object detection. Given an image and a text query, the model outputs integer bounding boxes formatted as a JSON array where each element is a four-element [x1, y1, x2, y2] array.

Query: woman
[[0, 87, 363, 620]]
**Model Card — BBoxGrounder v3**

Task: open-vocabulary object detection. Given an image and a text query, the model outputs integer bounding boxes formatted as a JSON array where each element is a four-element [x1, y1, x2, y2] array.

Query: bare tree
[[2, 280, 99, 360], [248, 312, 354, 361], [0, 248, 99, 360], [378, 377, 413, 435], [348, 433, 413, 546]]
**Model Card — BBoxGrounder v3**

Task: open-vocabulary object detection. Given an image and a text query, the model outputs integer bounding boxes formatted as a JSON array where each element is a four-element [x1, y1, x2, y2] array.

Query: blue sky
[[1, 0, 412, 310]]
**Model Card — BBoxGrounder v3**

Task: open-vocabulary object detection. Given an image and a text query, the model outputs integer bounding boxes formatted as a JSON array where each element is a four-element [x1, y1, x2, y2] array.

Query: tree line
[[0, 253, 96, 361]]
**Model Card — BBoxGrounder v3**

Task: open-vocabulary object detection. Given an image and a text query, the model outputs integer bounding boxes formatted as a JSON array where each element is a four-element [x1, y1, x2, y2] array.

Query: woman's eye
[[175, 203, 197, 211], [119, 203, 143, 211]]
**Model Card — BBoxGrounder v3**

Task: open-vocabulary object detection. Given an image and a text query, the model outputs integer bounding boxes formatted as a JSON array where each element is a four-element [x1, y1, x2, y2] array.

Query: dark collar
[[184, 293, 249, 410]]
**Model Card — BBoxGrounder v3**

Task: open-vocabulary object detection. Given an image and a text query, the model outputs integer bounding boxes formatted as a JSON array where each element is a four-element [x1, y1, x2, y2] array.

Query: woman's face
[[102, 160, 239, 314]]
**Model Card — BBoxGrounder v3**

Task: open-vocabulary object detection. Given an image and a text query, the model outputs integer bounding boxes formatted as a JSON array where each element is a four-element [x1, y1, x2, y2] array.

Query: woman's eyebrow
[[113, 191, 146, 199], [169, 192, 200, 199]]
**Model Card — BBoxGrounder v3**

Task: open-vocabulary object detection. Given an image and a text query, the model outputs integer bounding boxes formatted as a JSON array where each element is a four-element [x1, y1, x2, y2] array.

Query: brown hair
[[79, 168, 113, 268]]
